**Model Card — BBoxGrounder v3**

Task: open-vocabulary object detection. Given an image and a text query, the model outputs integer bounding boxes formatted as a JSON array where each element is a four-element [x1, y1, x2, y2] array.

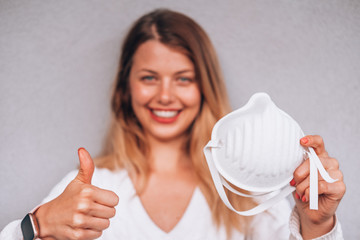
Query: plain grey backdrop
[[1, 0, 359, 238]]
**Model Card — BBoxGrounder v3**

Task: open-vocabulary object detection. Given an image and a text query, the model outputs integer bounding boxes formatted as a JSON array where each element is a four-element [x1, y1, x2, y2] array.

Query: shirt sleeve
[[289, 206, 344, 240], [0, 220, 22, 240], [247, 199, 344, 240], [0, 170, 78, 240]]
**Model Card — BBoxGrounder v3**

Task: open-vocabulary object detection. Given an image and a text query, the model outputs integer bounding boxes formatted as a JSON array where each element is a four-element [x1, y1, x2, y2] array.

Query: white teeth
[[152, 110, 178, 118]]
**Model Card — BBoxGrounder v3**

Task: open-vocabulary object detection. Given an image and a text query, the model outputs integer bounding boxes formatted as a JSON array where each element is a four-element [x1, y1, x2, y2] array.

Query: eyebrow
[[138, 69, 194, 75], [138, 69, 157, 74]]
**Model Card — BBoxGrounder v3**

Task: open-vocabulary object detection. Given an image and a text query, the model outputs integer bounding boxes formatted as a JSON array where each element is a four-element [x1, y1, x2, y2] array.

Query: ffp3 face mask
[[204, 93, 337, 216]]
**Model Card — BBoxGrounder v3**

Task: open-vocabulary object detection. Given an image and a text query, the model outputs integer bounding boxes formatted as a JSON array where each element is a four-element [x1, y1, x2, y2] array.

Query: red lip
[[149, 109, 181, 124]]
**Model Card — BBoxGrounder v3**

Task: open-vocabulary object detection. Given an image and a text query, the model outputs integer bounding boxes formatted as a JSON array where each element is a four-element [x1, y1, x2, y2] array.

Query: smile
[[152, 110, 179, 118], [149, 109, 181, 123]]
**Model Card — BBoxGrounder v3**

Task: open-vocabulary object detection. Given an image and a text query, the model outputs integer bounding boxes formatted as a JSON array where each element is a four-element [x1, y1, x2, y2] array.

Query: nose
[[158, 79, 174, 105]]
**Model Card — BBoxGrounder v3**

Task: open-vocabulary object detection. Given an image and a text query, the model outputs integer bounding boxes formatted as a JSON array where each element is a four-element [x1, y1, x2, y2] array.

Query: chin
[[148, 128, 188, 142]]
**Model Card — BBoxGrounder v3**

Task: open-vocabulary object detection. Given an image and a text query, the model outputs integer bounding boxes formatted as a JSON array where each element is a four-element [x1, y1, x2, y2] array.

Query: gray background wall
[[1, 0, 359, 238]]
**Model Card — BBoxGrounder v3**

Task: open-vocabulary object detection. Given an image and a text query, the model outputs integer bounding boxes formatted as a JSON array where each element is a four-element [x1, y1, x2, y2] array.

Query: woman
[[1, 9, 345, 240]]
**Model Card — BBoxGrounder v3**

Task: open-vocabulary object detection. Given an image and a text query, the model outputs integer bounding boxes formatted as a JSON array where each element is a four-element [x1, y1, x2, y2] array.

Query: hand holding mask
[[204, 93, 338, 216]]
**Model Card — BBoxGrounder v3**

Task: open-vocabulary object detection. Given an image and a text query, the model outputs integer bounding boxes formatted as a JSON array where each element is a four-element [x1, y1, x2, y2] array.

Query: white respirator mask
[[203, 92, 337, 216]]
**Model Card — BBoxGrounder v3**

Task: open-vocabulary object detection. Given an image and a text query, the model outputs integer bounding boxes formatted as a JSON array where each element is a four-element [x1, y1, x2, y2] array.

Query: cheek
[[130, 84, 155, 106], [179, 86, 201, 108]]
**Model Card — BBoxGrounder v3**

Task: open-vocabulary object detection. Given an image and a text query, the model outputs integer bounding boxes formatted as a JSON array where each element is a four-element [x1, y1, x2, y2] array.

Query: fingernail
[[290, 179, 296, 186], [300, 137, 309, 144], [78, 147, 85, 154], [295, 193, 300, 199], [302, 195, 307, 202]]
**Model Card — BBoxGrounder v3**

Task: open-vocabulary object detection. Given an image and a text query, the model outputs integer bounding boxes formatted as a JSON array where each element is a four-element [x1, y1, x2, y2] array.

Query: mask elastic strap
[[308, 147, 338, 209], [204, 141, 295, 216], [221, 175, 271, 197]]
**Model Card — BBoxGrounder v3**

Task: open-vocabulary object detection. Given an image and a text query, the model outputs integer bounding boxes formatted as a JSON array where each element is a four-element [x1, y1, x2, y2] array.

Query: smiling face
[[129, 40, 201, 142]]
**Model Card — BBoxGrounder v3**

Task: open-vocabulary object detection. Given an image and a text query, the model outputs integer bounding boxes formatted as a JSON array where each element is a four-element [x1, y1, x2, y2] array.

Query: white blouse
[[0, 168, 343, 240]]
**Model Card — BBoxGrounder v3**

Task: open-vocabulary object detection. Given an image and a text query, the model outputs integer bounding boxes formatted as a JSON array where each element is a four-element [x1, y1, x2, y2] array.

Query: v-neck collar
[[124, 173, 201, 238]]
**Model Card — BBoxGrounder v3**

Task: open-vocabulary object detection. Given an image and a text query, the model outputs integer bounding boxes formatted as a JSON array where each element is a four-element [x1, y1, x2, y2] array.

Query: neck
[[146, 134, 192, 173]]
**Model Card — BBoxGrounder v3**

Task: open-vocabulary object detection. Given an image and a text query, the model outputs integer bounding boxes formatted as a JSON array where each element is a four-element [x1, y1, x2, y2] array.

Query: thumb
[[76, 147, 95, 184]]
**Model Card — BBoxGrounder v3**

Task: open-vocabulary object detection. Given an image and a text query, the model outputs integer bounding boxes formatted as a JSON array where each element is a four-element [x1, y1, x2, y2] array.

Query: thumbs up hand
[[76, 147, 95, 184], [34, 148, 119, 240]]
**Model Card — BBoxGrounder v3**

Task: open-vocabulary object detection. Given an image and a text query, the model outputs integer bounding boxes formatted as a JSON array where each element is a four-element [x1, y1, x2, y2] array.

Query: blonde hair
[[97, 9, 254, 237]]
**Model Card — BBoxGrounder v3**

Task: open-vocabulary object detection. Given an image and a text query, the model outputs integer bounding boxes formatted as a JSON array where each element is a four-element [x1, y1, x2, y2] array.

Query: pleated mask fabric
[[203, 93, 337, 216]]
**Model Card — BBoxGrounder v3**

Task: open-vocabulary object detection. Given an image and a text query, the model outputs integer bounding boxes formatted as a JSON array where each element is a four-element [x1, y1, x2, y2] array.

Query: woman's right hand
[[34, 148, 119, 240]]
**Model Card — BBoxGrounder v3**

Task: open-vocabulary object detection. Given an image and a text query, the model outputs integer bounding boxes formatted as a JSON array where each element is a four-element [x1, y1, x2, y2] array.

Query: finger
[[318, 170, 344, 196], [298, 169, 344, 203], [72, 214, 110, 231], [292, 191, 301, 202], [295, 175, 310, 199], [90, 205, 116, 219], [65, 226, 103, 240], [91, 187, 119, 207], [302, 188, 310, 203], [322, 157, 340, 170], [77, 185, 119, 209], [77, 200, 117, 219], [76, 148, 95, 184], [292, 188, 309, 203], [294, 166, 337, 198], [300, 135, 328, 157], [293, 158, 309, 185], [292, 156, 339, 185]]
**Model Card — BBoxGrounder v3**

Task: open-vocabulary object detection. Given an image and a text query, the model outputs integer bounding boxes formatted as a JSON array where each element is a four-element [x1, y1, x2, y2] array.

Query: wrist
[[33, 203, 53, 239], [300, 214, 335, 239]]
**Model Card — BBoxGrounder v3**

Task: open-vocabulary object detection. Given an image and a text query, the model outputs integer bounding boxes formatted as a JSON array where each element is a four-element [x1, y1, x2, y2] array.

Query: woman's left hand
[[291, 135, 346, 239]]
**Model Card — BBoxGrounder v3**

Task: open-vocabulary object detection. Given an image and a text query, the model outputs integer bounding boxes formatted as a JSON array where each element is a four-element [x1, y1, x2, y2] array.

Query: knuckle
[[73, 213, 85, 228], [329, 158, 339, 169], [293, 170, 304, 181], [72, 229, 85, 240], [296, 186, 305, 196], [80, 186, 94, 198], [294, 168, 308, 182], [315, 135, 324, 144], [296, 180, 309, 196], [304, 188, 309, 199], [77, 199, 91, 213], [337, 170, 344, 181]]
